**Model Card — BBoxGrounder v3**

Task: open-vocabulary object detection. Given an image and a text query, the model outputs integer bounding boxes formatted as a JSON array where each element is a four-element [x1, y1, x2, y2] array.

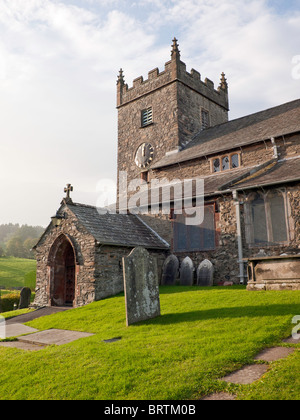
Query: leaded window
[[245, 190, 290, 245], [211, 153, 241, 173]]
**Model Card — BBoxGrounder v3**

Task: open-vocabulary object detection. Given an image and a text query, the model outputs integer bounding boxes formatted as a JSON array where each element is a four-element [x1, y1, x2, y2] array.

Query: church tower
[[116, 38, 229, 207]]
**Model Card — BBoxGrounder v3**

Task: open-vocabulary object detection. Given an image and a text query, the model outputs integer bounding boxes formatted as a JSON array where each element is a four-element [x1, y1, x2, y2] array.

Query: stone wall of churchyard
[[34, 206, 97, 308]]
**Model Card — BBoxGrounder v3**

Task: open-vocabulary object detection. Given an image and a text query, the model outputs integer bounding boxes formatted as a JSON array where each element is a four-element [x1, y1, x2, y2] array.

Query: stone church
[[34, 38, 300, 307]]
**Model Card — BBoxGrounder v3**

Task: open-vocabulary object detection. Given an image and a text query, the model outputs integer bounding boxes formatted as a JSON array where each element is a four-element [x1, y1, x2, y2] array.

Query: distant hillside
[[0, 257, 36, 290], [0, 224, 44, 259]]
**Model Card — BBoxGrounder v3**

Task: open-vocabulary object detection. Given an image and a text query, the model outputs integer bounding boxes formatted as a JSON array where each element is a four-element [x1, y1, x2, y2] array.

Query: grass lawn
[[0, 308, 35, 319], [0, 286, 299, 400], [0, 257, 36, 290]]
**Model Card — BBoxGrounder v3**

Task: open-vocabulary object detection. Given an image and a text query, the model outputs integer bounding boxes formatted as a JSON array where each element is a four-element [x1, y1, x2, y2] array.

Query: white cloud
[[139, 0, 300, 116], [0, 0, 299, 225]]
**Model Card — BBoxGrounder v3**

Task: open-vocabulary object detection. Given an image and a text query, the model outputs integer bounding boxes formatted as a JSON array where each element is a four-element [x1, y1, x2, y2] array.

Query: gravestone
[[123, 247, 161, 326], [180, 257, 194, 286], [162, 255, 179, 285], [0, 316, 6, 339], [18, 287, 32, 309], [197, 260, 214, 286]]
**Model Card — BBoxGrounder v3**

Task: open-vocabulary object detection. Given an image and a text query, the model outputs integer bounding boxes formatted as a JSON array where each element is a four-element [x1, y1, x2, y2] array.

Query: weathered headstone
[[0, 315, 6, 339], [162, 255, 179, 285], [197, 260, 214, 286], [180, 257, 194, 286], [123, 247, 161, 326], [18, 287, 31, 309]]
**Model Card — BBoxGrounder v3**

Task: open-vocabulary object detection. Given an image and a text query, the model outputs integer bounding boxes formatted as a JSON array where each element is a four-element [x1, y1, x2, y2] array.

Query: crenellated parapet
[[117, 38, 229, 111]]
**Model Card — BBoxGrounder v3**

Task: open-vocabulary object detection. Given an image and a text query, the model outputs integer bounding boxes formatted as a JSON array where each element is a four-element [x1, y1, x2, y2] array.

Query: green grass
[[0, 308, 35, 319], [0, 286, 299, 400], [0, 257, 36, 290]]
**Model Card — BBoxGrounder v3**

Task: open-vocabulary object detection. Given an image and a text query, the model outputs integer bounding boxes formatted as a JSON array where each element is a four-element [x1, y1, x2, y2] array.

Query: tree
[[0, 223, 44, 259], [6, 237, 25, 258], [23, 238, 38, 259]]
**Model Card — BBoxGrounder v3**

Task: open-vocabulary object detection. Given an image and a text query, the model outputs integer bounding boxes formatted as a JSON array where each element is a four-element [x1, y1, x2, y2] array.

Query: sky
[[0, 0, 299, 227]]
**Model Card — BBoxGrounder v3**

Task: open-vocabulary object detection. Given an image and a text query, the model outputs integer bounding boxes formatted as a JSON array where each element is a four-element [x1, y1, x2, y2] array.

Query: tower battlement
[[117, 38, 229, 111]]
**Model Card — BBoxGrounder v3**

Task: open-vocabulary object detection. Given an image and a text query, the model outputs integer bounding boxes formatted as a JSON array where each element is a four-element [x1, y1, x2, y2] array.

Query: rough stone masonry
[[123, 247, 161, 326]]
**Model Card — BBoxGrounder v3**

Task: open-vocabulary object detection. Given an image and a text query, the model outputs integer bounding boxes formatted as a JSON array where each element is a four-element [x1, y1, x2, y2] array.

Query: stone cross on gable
[[64, 184, 73, 199]]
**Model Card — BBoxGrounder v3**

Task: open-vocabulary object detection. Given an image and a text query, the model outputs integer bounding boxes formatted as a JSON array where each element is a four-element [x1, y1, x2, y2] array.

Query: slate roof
[[231, 157, 300, 190], [129, 157, 300, 206], [68, 202, 169, 249], [152, 98, 300, 169]]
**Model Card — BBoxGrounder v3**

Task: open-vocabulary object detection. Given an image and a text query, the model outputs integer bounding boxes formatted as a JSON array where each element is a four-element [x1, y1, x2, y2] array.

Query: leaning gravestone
[[123, 247, 161, 326], [162, 255, 179, 285], [197, 260, 214, 286], [180, 257, 194, 286], [18, 287, 32, 309]]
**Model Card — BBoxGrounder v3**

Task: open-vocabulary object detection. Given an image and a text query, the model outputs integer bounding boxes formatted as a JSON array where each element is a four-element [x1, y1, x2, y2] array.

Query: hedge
[[0, 293, 20, 313]]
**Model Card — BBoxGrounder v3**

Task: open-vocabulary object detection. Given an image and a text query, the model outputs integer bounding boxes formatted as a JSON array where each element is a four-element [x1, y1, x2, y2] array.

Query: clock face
[[135, 143, 154, 169]]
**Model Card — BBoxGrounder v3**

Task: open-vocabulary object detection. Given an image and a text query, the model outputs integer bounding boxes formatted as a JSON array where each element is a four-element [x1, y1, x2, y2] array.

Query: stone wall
[[139, 195, 241, 285], [34, 207, 169, 307], [117, 81, 179, 187], [95, 245, 168, 300], [34, 206, 97, 308], [117, 45, 228, 206], [177, 82, 228, 148], [139, 181, 300, 286]]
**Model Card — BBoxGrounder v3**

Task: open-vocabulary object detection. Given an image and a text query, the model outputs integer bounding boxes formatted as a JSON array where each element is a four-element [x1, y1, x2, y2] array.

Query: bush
[[0, 293, 20, 313]]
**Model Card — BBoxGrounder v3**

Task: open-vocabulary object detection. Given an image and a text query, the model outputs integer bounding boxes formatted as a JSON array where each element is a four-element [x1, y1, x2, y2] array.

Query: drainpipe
[[271, 137, 279, 159], [232, 190, 245, 284]]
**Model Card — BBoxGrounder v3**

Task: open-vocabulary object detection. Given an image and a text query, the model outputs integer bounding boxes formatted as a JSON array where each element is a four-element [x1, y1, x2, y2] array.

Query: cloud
[[0, 0, 159, 224], [139, 0, 300, 116], [0, 0, 299, 225]]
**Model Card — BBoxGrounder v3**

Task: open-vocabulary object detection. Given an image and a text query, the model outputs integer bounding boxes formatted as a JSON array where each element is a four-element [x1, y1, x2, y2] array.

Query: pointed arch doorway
[[48, 235, 77, 307]]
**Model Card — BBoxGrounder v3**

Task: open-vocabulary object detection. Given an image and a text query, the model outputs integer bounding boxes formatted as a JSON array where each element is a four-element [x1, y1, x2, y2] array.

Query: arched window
[[245, 190, 289, 245], [251, 193, 268, 244]]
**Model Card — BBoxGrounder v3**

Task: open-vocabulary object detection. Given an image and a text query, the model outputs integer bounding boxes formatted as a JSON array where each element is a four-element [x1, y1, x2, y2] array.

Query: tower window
[[141, 107, 153, 127], [201, 109, 210, 130]]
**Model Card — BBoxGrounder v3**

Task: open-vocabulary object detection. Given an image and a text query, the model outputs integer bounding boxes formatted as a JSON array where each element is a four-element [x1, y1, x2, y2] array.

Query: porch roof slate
[[68, 202, 169, 250]]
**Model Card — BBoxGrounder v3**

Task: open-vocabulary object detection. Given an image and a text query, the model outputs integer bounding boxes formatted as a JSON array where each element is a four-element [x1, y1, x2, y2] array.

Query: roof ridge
[[68, 202, 97, 209]]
